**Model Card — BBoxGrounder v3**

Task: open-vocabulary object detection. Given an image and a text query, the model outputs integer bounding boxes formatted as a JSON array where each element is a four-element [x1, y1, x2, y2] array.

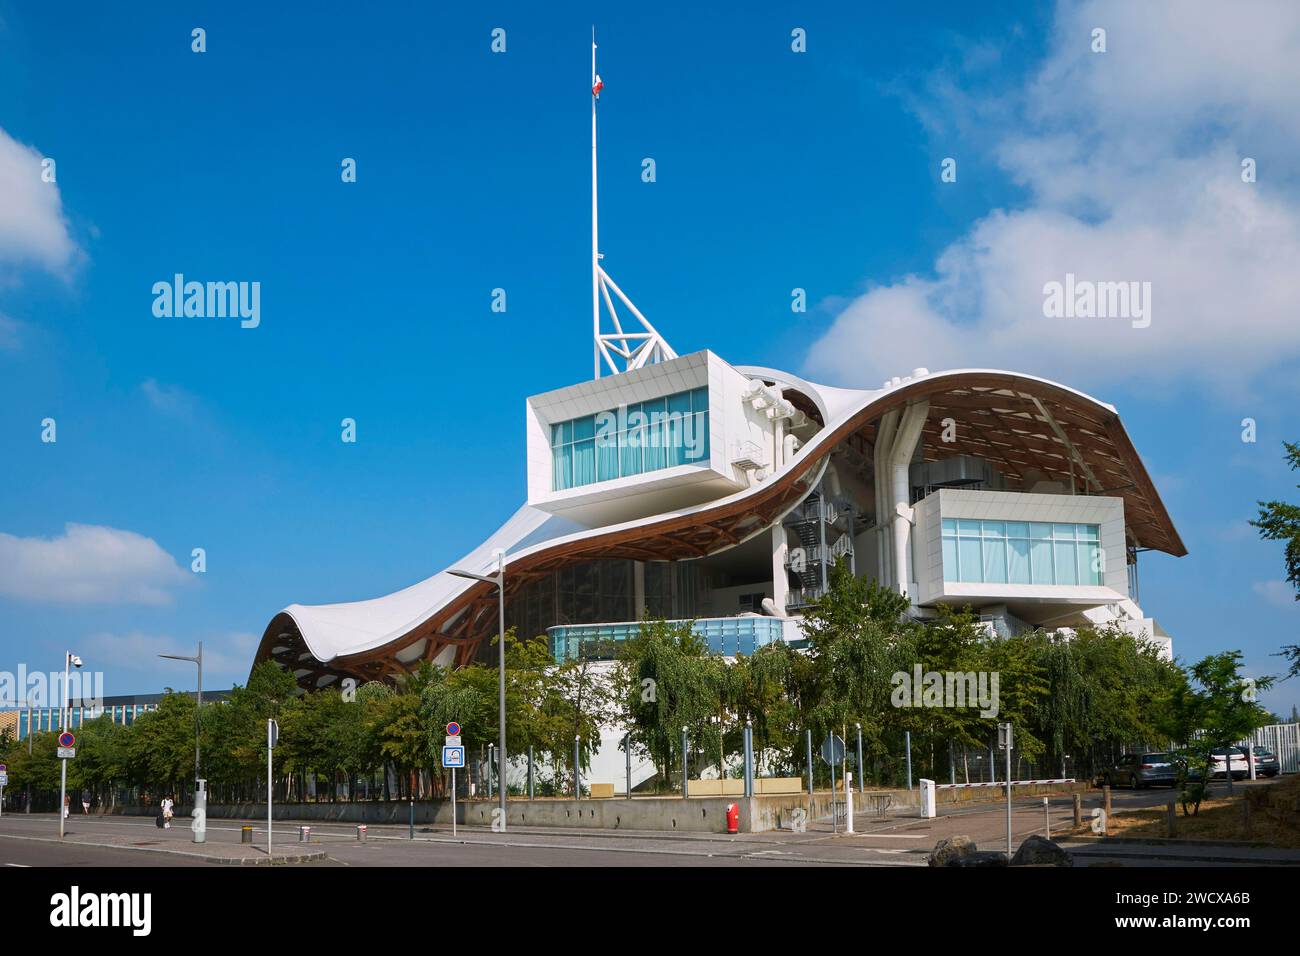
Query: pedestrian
[[63, 793, 70, 819], [161, 794, 174, 829], [81, 788, 91, 816]]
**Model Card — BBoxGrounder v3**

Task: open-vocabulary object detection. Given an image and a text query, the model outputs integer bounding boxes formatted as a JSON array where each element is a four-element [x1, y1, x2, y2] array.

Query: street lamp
[[59, 651, 83, 839], [158, 642, 203, 787], [449, 549, 506, 829]]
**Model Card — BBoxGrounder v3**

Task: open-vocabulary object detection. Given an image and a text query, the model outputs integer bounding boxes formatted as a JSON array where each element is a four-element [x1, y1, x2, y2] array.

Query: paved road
[[0, 778, 1284, 867]]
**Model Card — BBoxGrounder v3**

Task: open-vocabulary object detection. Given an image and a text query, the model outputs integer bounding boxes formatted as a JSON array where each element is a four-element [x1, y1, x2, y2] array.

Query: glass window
[[958, 537, 983, 583], [982, 536, 1007, 583], [1080, 544, 1103, 585], [942, 534, 959, 579], [942, 519, 1100, 586], [1030, 536, 1054, 584], [551, 388, 709, 490], [1008, 537, 1031, 583], [1054, 541, 1078, 585]]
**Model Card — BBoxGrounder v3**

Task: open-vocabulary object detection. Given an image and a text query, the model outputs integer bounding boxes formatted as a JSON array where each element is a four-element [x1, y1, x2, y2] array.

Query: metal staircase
[[783, 487, 855, 612]]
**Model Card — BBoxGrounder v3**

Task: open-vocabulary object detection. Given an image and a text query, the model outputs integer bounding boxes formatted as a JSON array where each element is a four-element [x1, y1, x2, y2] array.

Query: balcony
[[547, 615, 786, 662]]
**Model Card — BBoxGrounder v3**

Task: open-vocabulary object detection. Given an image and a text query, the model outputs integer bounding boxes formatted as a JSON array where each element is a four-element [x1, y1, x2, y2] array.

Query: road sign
[[0, 763, 7, 772], [998, 722, 1013, 750], [446, 722, 461, 737], [268, 719, 279, 750], [58, 731, 75, 748], [442, 745, 465, 769], [445, 735, 462, 747], [0, 773, 8, 786], [820, 734, 846, 765], [57, 748, 75, 759]]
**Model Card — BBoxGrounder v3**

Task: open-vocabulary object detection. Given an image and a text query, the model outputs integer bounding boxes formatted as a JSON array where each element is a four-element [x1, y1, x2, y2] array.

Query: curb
[[0, 830, 325, 865], [205, 851, 328, 866]]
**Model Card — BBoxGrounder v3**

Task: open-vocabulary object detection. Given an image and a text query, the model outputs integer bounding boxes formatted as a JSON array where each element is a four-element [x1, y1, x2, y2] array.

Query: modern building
[[7, 690, 233, 742], [254, 45, 1184, 692]]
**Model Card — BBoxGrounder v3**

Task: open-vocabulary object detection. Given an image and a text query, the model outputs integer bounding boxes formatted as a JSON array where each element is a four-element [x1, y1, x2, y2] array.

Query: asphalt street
[[0, 778, 1284, 867]]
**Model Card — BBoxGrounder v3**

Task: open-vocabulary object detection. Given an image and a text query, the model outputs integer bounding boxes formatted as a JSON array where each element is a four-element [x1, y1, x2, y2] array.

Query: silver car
[[1101, 752, 1178, 789]]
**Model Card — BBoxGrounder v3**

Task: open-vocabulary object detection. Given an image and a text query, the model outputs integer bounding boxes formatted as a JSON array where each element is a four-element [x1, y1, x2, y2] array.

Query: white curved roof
[[267, 366, 1155, 667]]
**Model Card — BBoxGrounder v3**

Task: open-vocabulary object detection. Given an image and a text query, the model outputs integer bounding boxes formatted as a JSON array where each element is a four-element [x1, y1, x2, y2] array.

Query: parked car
[[1099, 752, 1179, 789], [1249, 746, 1281, 777], [1172, 756, 1204, 784], [1210, 747, 1248, 780]]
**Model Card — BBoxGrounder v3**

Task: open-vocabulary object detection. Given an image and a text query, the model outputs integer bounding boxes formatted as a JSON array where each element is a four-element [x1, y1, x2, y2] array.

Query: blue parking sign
[[442, 745, 465, 769]]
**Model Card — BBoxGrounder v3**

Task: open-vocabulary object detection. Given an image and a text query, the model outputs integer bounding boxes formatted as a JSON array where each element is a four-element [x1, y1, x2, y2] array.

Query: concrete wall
[[132, 780, 1087, 834]]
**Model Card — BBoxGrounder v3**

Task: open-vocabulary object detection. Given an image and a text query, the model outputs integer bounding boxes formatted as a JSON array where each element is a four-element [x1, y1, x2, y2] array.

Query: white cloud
[[1253, 580, 1298, 609], [140, 378, 198, 419], [805, 1, 1300, 394], [0, 127, 80, 278], [0, 523, 190, 605], [82, 631, 257, 683]]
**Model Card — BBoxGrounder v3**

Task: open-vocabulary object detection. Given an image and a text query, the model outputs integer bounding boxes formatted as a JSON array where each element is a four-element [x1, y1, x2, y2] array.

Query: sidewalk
[[0, 814, 326, 865], [1060, 837, 1300, 866]]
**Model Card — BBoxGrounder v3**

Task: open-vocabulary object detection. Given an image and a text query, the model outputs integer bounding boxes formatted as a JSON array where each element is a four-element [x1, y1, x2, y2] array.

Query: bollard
[[298, 825, 311, 843], [1043, 796, 1050, 837], [356, 824, 367, 843], [1166, 800, 1177, 838], [240, 825, 253, 845], [845, 773, 854, 834], [1103, 785, 1112, 814], [1072, 793, 1082, 827]]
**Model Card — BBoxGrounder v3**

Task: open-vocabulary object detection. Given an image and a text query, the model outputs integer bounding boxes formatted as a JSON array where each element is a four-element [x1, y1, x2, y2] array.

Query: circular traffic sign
[[0, 764, 6, 772], [820, 734, 845, 765], [446, 722, 461, 737], [59, 732, 75, 748]]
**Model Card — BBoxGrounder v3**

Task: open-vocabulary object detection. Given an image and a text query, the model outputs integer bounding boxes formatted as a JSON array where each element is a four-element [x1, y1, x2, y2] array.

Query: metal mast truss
[[591, 29, 677, 379]]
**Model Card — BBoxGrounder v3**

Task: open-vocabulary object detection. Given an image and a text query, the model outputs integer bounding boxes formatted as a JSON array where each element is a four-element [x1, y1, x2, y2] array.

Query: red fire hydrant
[[726, 803, 739, 834]]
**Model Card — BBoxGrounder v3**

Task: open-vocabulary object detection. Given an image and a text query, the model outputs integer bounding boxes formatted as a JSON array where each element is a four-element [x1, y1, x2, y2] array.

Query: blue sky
[[1, 1, 1297, 715]]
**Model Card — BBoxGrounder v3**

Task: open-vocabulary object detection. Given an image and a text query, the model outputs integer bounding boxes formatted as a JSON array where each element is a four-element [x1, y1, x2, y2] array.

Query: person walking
[[62, 793, 70, 819], [81, 788, 91, 816], [161, 794, 174, 829]]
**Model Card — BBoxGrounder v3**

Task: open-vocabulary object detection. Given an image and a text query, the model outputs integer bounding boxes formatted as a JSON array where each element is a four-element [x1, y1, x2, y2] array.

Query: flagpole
[[591, 26, 600, 380]]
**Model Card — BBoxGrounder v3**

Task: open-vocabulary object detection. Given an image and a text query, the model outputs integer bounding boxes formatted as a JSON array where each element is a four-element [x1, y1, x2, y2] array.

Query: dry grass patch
[[1066, 777, 1300, 848]]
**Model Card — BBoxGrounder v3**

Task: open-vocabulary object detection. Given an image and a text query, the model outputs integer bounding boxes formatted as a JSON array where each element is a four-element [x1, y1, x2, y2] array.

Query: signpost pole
[[830, 749, 838, 834], [267, 719, 274, 859], [999, 722, 1013, 861], [451, 767, 457, 838]]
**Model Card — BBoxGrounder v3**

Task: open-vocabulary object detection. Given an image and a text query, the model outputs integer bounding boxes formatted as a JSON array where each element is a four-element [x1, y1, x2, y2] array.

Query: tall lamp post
[[59, 651, 83, 839], [158, 642, 203, 786], [449, 549, 506, 830]]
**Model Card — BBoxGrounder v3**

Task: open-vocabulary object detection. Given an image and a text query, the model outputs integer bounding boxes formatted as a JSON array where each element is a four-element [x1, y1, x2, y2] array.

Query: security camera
[[69, 654, 83, 668]]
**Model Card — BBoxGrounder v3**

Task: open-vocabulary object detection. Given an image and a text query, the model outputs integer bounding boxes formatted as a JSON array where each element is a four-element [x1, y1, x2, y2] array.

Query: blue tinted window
[[552, 387, 709, 490]]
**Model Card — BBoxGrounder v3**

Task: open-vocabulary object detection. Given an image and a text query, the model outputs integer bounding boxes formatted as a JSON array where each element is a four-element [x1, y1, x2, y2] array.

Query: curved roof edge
[[254, 366, 1183, 677]]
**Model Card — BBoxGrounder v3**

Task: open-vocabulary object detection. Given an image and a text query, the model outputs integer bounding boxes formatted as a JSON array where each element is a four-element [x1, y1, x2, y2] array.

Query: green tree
[[1252, 440, 1300, 678], [1163, 651, 1274, 815]]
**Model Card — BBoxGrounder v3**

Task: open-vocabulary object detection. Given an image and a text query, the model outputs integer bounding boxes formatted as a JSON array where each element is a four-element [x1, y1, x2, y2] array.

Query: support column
[[633, 560, 646, 619], [888, 401, 929, 600], [770, 524, 788, 615]]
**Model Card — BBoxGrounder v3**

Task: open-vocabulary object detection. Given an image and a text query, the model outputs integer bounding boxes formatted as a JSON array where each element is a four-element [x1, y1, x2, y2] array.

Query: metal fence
[[1238, 722, 1300, 774]]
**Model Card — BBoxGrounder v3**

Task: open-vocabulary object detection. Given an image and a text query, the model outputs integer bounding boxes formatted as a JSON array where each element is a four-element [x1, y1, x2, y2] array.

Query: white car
[[1210, 747, 1248, 780]]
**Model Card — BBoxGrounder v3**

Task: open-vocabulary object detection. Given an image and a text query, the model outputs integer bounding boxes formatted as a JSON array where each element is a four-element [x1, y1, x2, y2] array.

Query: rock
[[928, 835, 977, 867], [949, 850, 1009, 867], [1010, 834, 1071, 867]]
